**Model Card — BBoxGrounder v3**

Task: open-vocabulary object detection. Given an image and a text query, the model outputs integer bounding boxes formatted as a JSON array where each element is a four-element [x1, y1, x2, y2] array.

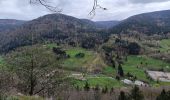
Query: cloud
[[0, 0, 170, 21], [128, 0, 170, 4]]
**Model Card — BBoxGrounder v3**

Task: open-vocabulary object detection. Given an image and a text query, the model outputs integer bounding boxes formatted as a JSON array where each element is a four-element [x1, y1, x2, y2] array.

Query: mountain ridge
[[110, 10, 170, 35]]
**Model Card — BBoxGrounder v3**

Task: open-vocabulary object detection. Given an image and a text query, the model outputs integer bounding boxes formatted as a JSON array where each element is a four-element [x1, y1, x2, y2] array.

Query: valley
[[0, 10, 170, 100]]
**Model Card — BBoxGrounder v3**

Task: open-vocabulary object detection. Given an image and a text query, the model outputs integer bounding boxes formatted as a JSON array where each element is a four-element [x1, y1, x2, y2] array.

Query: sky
[[0, 0, 170, 21]]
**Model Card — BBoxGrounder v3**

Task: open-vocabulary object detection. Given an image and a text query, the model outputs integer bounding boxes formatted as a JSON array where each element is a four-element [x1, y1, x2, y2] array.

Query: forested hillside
[[110, 10, 170, 35], [0, 14, 109, 53]]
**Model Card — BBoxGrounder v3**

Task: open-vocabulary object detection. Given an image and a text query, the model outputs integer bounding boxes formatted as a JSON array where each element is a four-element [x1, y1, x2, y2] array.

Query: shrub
[[128, 42, 141, 55], [75, 53, 85, 58]]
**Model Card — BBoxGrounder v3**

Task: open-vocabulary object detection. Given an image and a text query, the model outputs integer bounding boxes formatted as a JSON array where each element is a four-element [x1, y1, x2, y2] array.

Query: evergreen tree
[[111, 60, 116, 68], [156, 89, 169, 100], [129, 86, 144, 100], [118, 91, 129, 100], [84, 81, 90, 91], [102, 86, 108, 94], [118, 64, 124, 77]]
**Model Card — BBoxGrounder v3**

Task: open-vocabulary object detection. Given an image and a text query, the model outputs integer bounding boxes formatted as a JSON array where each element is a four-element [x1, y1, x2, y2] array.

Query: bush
[[128, 42, 141, 55], [75, 53, 85, 58]]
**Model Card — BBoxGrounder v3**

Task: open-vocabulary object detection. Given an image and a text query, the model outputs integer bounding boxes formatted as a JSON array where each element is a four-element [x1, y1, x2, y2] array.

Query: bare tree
[[5, 45, 67, 96], [30, 0, 107, 17], [30, 0, 62, 12], [89, 0, 107, 17]]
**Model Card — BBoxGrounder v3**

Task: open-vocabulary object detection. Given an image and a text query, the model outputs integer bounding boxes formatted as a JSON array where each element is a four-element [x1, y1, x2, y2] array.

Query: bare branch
[[30, 0, 62, 13], [89, 0, 107, 18], [30, 0, 106, 18]]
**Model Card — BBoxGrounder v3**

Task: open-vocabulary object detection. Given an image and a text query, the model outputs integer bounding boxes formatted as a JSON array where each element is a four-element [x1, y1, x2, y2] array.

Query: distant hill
[[110, 10, 170, 35], [95, 21, 120, 29], [0, 14, 107, 53], [2, 10, 170, 53], [81, 19, 120, 29], [0, 19, 25, 32]]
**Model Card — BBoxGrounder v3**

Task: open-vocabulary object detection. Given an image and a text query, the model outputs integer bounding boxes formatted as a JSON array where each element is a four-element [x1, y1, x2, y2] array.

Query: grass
[[123, 66, 147, 81], [159, 39, 170, 52], [101, 56, 170, 84], [45, 43, 59, 49], [124, 55, 170, 70], [70, 76, 123, 89], [63, 48, 96, 70], [87, 77, 122, 88], [102, 66, 116, 76], [122, 55, 170, 82]]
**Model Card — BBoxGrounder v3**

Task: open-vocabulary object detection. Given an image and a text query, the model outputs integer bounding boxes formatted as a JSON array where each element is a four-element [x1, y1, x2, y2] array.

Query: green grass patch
[[123, 55, 170, 82], [102, 66, 116, 76], [87, 77, 122, 88], [124, 55, 170, 70], [123, 65, 148, 81], [45, 43, 59, 49], [159, 39, 170, 52], [70, 77, 123, 89], [63, 48, 95, 70]]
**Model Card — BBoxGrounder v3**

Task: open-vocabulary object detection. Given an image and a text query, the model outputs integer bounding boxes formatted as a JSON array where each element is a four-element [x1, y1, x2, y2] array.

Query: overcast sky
[[0, 0, 170, 21]]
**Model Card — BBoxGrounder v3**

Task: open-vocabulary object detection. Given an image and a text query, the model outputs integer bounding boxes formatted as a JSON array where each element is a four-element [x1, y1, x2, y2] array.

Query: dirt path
[[85, 53, 105, 72]]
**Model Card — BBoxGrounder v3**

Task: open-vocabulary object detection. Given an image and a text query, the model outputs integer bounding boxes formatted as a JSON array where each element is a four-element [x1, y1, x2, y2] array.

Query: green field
[[101, 55, 170, 82], [102, 66, 116, 76], [70, 76, 123, 89], [63, 48, 96, 70], [124, 55, 170, 70], [122, 55, 170, 82], [159, 39, 170, 52]]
